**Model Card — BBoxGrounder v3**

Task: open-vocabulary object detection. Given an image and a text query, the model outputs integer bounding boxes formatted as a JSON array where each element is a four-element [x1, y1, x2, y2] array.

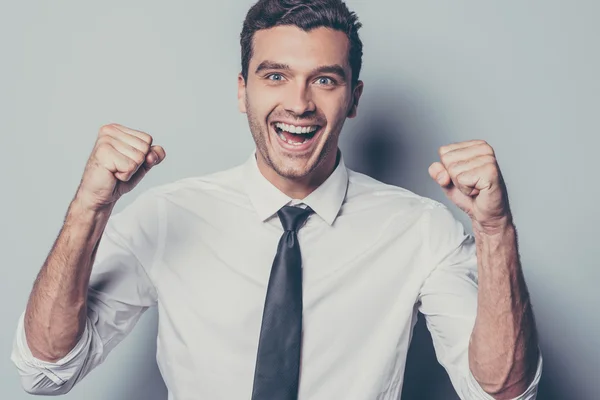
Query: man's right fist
[[75, 124, 166, 212]]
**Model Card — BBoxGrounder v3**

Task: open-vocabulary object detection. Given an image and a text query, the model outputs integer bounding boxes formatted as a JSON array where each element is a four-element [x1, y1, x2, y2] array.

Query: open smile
[[271, 121, 324, 151]]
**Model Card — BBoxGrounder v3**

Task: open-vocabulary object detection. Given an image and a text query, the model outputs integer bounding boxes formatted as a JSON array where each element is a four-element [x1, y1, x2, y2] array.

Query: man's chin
[[269, 142, 338, 182], [271, 162, 314, 181], [258, 138, 333, 182]]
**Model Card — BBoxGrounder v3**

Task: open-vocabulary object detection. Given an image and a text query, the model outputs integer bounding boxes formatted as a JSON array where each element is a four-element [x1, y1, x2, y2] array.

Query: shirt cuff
[[11, 311, 94, 386], [466, 350, 543, 400]]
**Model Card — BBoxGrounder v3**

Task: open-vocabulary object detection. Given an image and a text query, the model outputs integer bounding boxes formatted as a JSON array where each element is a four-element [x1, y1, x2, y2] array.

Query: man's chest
[[149, 208, 433, 398], [151, 207, 431, 338]]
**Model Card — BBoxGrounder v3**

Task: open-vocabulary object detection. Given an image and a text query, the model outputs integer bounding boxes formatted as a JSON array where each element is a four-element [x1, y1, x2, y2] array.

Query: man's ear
[[347, 80, 364, 118], [238, 73, 247, 113]]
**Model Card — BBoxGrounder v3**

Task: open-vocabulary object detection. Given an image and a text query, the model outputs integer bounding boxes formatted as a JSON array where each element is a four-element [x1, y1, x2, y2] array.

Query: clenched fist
[[428, 139, 511, 233], [75, 124, 166, 212]]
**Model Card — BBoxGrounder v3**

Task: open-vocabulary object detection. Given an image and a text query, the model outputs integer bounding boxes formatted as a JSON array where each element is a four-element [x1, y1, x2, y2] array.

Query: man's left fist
[[428, 139, 512, 232]]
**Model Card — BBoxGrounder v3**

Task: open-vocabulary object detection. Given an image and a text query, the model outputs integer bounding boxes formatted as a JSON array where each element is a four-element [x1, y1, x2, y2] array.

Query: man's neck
[[256, 151, 340, 199]]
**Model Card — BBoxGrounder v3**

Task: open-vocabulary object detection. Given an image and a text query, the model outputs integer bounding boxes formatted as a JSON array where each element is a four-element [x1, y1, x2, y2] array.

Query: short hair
[[240, 0, 363, 86]]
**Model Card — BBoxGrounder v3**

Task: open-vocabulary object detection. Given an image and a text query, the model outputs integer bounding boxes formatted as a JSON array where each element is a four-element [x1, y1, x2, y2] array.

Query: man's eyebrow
[[255, 61, 291, 74], [254, 61, 348, 81], [311, 64, 347, 81]]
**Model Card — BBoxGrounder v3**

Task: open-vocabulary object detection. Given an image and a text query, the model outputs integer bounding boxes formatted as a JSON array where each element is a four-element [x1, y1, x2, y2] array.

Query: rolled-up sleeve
[[418, 204, 542, 400], [10, 189, 164, 395], [11, 309, 98, 395]]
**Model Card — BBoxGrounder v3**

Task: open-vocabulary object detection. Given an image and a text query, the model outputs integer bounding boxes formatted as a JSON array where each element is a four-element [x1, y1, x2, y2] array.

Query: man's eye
[[267, 74, 284, 81], [316, 77, 335, 85]]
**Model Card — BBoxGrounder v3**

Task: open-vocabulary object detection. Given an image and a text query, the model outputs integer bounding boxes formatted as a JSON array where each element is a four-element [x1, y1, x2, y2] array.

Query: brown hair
[[240, 0, 363, 86]]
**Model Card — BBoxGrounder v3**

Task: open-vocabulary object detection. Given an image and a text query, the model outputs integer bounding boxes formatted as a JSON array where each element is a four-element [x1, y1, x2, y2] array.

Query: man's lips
[[270, 122, 325, 151]]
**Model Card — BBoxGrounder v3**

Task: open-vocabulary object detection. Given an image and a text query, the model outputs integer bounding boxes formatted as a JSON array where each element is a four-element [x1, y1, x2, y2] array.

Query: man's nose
[[283, 84, 316, 116]]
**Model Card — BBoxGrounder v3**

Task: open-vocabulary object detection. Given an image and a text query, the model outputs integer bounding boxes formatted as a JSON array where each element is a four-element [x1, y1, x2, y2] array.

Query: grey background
[[1, 0, 598, 399]]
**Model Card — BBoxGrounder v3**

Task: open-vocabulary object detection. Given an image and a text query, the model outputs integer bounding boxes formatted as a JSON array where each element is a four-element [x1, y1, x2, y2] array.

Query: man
[[11, 0, 542, 399]]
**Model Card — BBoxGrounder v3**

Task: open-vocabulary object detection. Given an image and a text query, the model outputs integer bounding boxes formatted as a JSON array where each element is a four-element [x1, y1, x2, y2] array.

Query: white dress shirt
[[12, 151, 542, 400]]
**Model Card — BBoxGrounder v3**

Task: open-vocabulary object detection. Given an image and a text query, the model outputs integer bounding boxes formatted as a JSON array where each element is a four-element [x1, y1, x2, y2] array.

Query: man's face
[[238, 25, 363, 182]]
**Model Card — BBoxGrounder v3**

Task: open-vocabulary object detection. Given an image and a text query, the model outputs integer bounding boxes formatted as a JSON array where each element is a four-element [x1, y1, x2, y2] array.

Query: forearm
[[468, 218, 539, 399], [24, 198, 113, 362]]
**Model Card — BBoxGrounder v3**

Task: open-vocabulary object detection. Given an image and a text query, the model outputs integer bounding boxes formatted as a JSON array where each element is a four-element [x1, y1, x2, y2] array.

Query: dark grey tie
[[251, 205, 314, 400]]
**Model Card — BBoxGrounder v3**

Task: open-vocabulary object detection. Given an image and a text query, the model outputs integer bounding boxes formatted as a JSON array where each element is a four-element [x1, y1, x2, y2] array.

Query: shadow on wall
[[342, 84, 567, 399]]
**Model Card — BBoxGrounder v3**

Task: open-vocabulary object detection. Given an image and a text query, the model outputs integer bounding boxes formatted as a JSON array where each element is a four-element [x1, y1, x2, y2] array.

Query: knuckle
[[440, 152, 452, 166], [97, 134, 114, 145], [95, 135, 108, 146], [126, 157, 139, 172], [139, 141, 151, 154], [447, 162, 459, 176], [133, 150, 146, 165], [95, 141, 112, 156], [139, 131, 153, 144], [98, 124, 117, 136], [482, 154, 496, 164], [479, 141, 494, 154]]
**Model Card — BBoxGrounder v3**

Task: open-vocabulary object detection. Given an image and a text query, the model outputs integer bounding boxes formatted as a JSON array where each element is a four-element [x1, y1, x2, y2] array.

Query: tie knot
[[277, 205, 314, 232]]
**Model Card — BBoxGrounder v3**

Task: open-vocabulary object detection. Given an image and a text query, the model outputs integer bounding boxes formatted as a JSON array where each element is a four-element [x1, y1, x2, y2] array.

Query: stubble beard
[[245, 99, 337, 181]]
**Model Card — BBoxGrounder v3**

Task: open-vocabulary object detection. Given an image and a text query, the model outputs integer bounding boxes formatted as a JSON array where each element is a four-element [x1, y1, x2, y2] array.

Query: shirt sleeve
[[417, 203, 542, 400], [10, 189, 164, 395]]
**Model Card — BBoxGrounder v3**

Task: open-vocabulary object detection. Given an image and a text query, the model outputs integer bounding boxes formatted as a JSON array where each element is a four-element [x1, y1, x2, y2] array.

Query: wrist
[[71, 190, 115, 215], [472, 214, 514, 236], [68, 195, 114, 229]]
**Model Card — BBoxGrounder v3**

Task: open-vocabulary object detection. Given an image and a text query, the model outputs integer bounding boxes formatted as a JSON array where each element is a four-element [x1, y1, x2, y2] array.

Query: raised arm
[[428, 139, 540, 398], [13, 124, 165, 394], [25, 123, 165, 362]]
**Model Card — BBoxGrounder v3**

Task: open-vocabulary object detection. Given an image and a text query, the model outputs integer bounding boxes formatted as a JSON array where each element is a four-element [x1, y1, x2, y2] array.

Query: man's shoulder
[[344, 170, 466, 247], [130, 162, 248, 211], [345, 169, 445, 212], [149, 162, 246, 197]]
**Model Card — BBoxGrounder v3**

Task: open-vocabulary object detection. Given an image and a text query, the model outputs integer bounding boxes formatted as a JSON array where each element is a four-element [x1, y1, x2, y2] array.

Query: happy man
[[12, 0, 542, 399]]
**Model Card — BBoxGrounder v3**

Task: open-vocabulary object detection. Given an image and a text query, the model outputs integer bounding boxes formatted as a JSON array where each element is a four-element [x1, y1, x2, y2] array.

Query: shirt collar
[[243, 150, 349, 226]]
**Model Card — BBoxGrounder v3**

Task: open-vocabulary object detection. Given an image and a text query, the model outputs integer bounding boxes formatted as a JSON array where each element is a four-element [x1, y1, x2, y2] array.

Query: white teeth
[[275, 122, 318, 134]]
